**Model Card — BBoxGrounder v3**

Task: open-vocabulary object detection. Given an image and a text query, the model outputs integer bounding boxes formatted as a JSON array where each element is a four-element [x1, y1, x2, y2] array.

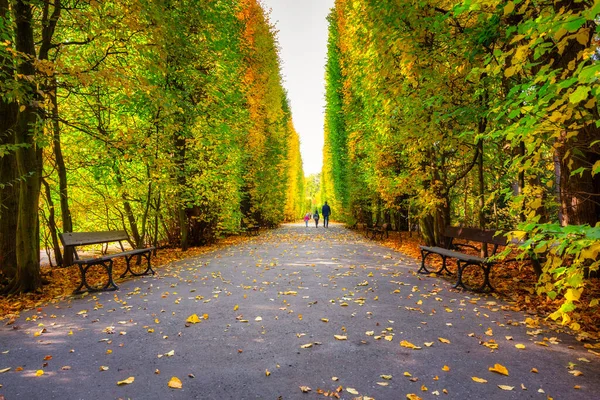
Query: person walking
[[321, 202, 331, 228], [313, 209, 320, 227], [303, 211, 311, 227]]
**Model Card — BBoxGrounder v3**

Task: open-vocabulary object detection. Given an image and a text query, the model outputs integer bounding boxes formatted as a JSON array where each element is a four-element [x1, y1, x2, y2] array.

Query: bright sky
[[260, 0, 335, 176]]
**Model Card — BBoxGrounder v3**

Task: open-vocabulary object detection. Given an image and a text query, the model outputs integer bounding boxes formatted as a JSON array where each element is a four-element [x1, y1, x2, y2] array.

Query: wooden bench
[[419, 226, 508, 292], [59, 231, 155, 294], [367, 223, 390, 240]]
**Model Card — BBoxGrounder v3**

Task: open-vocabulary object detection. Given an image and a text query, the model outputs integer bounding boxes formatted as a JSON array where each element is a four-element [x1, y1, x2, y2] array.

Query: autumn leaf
[[346, 388, 358, 394], [488, 363, 509, 376], [406, 394, 422, 400], [442, 365, 450, 372], [299, 386, 311, 393], [498, 385, 514, 391], [0, 368, 11, 373], [380, 374, 392, 380], [438, 337, 450, 344], [117, 377, 135, 385], [168, 376, 182, 389], [515, 344, 526, 349], [472, 377, 487, 383], [100, 366, 109, 371], [265, 369, 271, 376], [334, 335, 347, 340], [400, 340, 421, 349], [186, 314, 201, 324], [35, 370, 44, 376]]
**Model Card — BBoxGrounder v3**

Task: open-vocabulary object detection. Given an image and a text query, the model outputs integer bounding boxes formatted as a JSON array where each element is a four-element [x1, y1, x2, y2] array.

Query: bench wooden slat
[[420, 246, 486, 264], [444, 226, 507, 246], [60, 231, 129, 247]]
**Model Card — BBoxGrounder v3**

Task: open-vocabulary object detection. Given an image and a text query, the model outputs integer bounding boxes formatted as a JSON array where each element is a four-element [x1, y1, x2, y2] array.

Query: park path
[[0, 223, 598, 399]]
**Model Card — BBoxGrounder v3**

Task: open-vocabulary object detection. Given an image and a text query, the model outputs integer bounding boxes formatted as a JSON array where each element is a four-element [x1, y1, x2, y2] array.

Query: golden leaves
[[168, 376, 182, 389], [186, 314, 201, 324], [334, 335, 347, 341], [472, 377, 487, 383], [117, 377, 135, 385], [438, 337, 450, 344], [488, 364, 509, 376], [400, 340, 421, 350]]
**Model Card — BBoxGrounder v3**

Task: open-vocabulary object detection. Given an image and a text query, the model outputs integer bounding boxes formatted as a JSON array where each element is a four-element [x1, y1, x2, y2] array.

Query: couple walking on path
[[304, 202, 331, 228]]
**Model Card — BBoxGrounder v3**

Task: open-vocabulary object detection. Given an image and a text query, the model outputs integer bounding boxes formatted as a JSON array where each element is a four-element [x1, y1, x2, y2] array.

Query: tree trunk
[[0, 0, 18, 280], [174, 133, 189, 250], [10, 0, 42, 293], [41, 178, 63, 267], [113, 163, 142, 248], [49, 81, 73, 265]]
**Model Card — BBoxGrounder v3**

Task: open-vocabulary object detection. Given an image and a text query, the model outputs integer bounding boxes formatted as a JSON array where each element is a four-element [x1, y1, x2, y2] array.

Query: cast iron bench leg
[[453, 261, 493, 292], [73, 260, 118, 295], [121, 251, 155, 278], [453, 260, 466, 290]]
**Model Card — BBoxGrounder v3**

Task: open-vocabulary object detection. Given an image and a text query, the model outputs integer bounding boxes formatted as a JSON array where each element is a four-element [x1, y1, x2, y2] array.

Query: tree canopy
[[0, 0, 304, 293], [321, 0, 600, 328]]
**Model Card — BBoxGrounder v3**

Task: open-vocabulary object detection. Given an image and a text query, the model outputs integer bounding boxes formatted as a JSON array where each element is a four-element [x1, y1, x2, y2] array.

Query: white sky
[[260, 0, 335, 176]]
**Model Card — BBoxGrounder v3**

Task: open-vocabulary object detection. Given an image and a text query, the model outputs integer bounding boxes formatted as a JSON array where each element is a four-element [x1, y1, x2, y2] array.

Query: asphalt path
[[0, 223, 598, 399]]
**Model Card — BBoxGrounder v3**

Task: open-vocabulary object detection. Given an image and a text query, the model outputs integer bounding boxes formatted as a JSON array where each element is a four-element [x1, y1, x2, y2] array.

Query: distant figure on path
[[313, 209, 320, 227], [321, 202, 331, 228], [303, 211, 311, 227]]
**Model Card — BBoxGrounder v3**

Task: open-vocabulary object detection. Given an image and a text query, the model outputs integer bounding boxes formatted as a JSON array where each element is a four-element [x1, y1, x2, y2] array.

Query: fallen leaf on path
[[489, 363, 509, 376], [515, 344, 526, 349], [377, 382, 389, 386], [186, 314, 201, 324], [299, 386, 311, 393], [35, 370, 44, 376], [334, 335, 347, 340], [346, 388, 358, 394], [472, 377, 487, 383], [100, 366, 109, 371], [569, 370, 583, 376], [400, 340, 421, 349], [0, 368, 10, 373], [168, 376, 182, 389], [406, 394, 422, 400], [117, 377, 135, 385], [380, 374, 392, 380], [498, 385, 514, 391], [438, 337, 450, 344], [265, 369, 270, 376], [442, 365, 450, 371]]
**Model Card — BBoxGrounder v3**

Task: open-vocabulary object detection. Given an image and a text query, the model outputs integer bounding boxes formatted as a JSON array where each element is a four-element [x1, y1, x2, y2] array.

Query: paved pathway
[[1, 223, 599, 399]]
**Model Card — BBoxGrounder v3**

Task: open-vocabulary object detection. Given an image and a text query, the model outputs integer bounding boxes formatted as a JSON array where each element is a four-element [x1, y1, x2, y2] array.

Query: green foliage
[[323, 0, 600, 325], [1, 0, 304, 285]]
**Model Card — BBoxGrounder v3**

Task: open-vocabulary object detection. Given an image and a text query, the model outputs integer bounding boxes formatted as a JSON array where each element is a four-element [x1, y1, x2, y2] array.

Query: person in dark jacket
[[313, 209, 320, 227], [321, 202, 331, 228]]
